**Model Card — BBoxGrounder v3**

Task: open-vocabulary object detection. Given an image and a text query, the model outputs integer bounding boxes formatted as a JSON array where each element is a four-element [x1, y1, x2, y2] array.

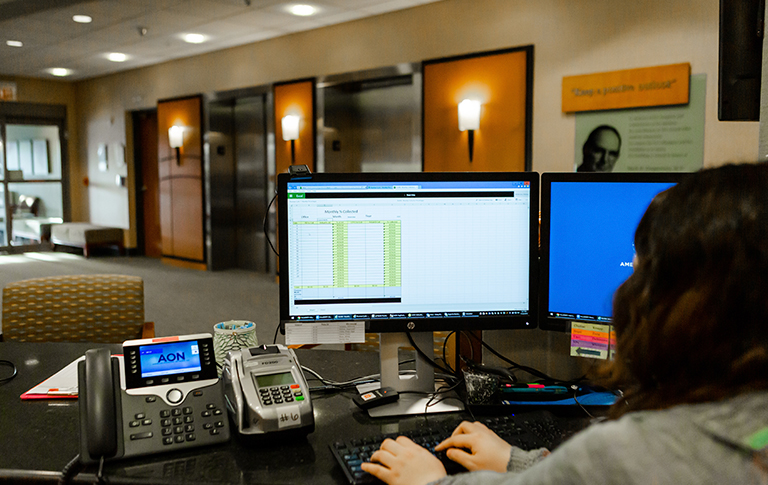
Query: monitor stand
[[367, 332, 464, 418]]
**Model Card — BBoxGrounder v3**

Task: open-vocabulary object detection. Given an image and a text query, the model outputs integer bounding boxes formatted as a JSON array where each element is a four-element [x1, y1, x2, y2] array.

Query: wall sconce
[[458, 99, 481, 162], [168, 125, 184, 165], [282, 115, 300, 164]]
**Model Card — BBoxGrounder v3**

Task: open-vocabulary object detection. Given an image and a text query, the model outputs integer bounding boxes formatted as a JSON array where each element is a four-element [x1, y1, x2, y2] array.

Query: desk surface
[[0, 342, 481, 484]]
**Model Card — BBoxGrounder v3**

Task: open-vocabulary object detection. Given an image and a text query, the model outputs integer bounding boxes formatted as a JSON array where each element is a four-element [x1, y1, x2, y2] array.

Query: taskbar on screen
[[548, 312, 612, 324], [290, 310, 529, 322]]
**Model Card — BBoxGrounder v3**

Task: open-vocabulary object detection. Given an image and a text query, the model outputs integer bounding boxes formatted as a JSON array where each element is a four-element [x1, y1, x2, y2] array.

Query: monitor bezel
[[277, 171, 540, 333], [538, 171, 689, 332]]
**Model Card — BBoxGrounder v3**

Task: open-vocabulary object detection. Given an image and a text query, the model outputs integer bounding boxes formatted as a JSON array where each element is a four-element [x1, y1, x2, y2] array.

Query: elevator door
[[234, 97, 268, 271], [323, 77, 420, 173]]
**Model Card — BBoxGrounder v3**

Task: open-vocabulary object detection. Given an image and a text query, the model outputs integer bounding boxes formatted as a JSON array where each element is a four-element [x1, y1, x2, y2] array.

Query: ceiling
[[0, 0, 440, 82]]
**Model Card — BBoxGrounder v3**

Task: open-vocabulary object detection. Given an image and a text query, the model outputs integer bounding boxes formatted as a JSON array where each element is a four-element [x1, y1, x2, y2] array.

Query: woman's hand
[[361, 436, 448, 485], [435, 421, 513, 472]]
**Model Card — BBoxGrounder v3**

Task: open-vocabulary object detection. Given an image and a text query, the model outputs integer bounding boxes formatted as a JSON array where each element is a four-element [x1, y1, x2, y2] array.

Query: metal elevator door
[[208, 96, 268, 272], [234, 98, 268, 271]]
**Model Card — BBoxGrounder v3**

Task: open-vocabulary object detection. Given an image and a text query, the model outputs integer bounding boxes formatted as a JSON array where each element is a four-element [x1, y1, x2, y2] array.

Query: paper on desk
[[21, 355, 84, 400], [285, 321, 365, 346]]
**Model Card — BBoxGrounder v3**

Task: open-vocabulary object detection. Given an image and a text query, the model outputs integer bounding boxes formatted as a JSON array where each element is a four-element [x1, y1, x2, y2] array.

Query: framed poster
[[6, 140, 19, 171], [18, 140, 33, 177], [574, 74, 705, 172], [32, 139, 49, 175]]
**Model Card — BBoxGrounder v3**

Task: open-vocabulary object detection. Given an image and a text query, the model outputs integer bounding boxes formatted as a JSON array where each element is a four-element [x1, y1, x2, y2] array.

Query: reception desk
[[0, 342, 594, 484], [0, 342, 471, 484]]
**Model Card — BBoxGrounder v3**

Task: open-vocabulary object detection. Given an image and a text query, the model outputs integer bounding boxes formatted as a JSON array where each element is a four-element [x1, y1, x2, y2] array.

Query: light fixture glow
[[6, 40, 23, 47], [281, 115, 300, 141], [107, 52, 127, 62], [168, 125, 184, 148], [458, 99, 481, 132], [288, 4, 317, 16], [72, 15, 92, 23], [182, 33, 206, 44], [50, 68, 71, 77], [458, 99, 481, 163]]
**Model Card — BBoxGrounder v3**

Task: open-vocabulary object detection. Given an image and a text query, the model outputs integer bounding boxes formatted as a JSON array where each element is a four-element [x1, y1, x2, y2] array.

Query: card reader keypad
[[259, 384, 304, 406]]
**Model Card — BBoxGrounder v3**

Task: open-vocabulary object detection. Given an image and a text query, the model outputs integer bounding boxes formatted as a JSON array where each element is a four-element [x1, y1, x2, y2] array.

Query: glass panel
[[5, 124, 62, 181], [1, 138, 5, 180], [0, 185, 6, 246], [7, 182, 63, 246]]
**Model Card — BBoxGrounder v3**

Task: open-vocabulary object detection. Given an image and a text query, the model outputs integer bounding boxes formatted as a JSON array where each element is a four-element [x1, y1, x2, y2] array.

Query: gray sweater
[[434, 391, 768, 484]]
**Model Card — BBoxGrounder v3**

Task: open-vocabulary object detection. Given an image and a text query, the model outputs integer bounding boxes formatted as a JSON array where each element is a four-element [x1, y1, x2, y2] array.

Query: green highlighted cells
[[294, 220, 401, 289]]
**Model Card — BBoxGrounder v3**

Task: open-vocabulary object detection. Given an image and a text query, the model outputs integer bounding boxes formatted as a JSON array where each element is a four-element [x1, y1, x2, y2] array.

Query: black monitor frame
[[277, 171, 540, 335], [538, 172, 688, 332]]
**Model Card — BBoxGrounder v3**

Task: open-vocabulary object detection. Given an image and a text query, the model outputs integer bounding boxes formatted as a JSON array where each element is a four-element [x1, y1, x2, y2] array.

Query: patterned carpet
[[0, 252, 280, 344]]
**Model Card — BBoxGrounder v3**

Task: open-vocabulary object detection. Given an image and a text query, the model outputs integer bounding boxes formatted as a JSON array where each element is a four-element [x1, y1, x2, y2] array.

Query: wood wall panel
[[423, 47, 532, 172], [170, 178, 204, 261], [157, 95, 205, 265], [274, 80, 315, 176], [159, 178, 173, 255]]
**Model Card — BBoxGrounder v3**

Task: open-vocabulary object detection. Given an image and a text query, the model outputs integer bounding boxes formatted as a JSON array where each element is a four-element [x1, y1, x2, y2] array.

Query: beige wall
[[72, 0, 757, 234], [6, 0, 759, 228], [8, 0, 760, 377]]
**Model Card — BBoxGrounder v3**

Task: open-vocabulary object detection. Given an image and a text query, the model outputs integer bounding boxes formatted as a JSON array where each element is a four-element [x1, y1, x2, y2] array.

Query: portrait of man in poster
[[577, 124, 621, 172]]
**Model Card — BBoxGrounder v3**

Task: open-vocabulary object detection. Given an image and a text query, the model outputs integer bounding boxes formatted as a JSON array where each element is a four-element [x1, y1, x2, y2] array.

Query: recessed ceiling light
[[50, 68, 71, 77], [107, 52, 127, 62], [6, 40, 23, 47], [72, 14, 92, 23], [288, 4, 317, 16], [182, 33, 206, 44]]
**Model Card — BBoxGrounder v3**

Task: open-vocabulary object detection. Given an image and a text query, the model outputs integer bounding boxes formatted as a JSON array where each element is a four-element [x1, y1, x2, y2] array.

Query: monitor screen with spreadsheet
[[539, 172, 687, 331], [277, 171, 539, 333]]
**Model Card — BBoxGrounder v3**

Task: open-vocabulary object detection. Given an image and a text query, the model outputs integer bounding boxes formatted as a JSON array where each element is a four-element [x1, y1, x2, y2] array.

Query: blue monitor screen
[[139, 340, 202, 378], [541, 173, 685, 328]]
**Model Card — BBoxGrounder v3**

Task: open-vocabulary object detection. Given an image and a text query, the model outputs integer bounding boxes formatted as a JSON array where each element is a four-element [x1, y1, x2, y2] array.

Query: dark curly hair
[[599, 163, 768, 418]]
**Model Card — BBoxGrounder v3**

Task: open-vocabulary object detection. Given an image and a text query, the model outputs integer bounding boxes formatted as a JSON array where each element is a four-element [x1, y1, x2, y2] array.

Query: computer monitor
[[539, 172, 687, 331], [277, 171, 539, 415]]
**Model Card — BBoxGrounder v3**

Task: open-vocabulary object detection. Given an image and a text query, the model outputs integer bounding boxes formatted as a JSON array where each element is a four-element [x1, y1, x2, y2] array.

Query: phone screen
[[139, 341, 202, 378]]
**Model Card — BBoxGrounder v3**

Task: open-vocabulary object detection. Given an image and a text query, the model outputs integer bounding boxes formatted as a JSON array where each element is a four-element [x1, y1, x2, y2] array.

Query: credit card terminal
[[222, 344, 314, 435], [78, 333, 230, 464]]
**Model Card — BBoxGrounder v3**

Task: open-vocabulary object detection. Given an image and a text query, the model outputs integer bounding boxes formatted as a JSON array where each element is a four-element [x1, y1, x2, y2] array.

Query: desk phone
[[222, 344, 314, 436], [78, 334, 230, 464]]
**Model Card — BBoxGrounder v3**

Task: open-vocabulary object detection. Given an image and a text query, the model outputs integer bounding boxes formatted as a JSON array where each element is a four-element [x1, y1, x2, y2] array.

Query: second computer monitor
[[539, 172, 687, 331], [277, 171, 540, 334]]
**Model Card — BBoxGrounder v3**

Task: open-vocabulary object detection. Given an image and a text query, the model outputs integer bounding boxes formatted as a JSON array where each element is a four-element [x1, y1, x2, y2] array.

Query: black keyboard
[[330, 410, 576, 484]]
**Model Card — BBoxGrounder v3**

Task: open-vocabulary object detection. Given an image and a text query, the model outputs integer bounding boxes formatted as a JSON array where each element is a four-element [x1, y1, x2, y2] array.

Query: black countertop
[[0, 342, 471, 484]]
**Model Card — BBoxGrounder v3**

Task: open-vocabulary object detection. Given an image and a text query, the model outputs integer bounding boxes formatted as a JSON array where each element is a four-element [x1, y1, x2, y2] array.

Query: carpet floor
[[0, 252, 281, 344]]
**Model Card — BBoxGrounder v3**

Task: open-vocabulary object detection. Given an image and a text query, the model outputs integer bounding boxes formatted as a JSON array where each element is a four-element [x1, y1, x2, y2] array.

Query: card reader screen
[[139, 341, 202, 378], [255, 372, 294, 388]]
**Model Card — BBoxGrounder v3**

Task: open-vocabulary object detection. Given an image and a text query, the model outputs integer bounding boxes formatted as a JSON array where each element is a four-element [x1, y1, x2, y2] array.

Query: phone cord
[[58, 454, 83, 485]]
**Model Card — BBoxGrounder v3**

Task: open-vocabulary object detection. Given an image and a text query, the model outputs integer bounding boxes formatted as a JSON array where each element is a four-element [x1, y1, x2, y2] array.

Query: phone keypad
[[124, 387, 229, 452], [158, 400, 225, 445]]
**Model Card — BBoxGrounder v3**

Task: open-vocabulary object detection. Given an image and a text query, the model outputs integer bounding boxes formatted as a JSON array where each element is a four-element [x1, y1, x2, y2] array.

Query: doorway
[[0, 103, 68, 252], [132, 109, 161, 257]]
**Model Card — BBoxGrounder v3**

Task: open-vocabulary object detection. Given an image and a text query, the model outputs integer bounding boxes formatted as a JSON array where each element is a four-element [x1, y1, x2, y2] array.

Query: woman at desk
[[362, 162, 768, 485]]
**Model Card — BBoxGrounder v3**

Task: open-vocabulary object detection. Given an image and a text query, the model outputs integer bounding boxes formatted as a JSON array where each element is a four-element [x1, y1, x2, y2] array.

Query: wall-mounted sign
[[0, 82, 17, 101], [562, 63, 691, 113], [574, 74, 705, 173]]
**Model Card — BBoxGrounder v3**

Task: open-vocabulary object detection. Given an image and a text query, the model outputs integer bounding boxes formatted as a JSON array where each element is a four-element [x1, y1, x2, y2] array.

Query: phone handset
[[79, 348, 118, 461]]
